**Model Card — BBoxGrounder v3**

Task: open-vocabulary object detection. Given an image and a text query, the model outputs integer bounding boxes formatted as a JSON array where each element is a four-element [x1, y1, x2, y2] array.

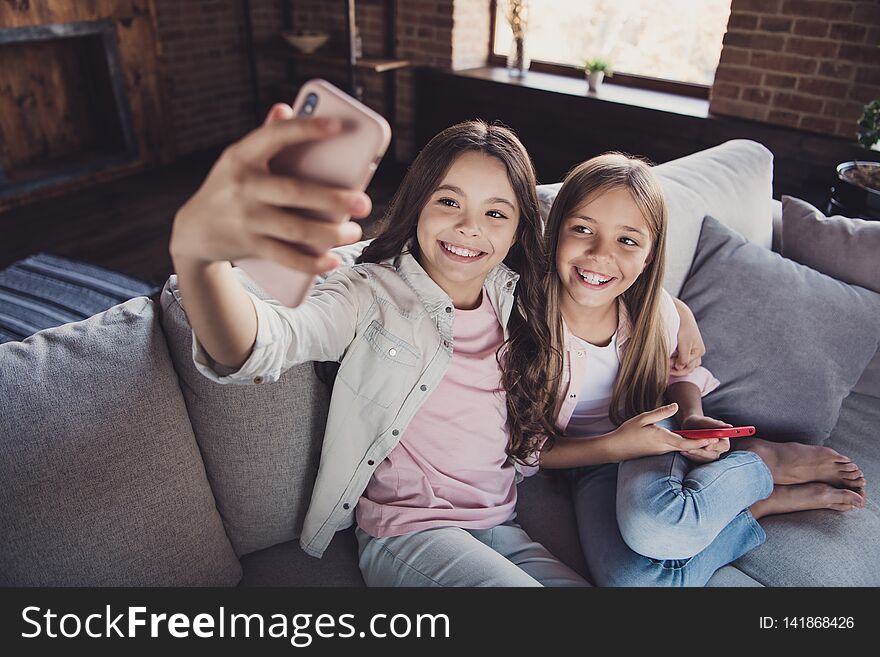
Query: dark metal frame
[[0, 20, 139, 201], [487, 0, 711, 100]]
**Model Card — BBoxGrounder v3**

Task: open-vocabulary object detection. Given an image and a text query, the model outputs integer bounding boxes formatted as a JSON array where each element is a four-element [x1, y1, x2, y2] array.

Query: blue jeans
[[571, 450, 774, 587], [356, 517, 590, 587]]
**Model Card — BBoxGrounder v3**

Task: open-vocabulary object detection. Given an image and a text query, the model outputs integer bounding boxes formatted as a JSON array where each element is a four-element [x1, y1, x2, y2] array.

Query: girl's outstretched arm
[[169, 105, 370, 369]]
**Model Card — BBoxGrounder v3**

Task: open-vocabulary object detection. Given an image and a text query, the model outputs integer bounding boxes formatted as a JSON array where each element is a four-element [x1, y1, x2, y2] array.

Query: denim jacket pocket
[[363, 320, 420, 367], [337, 320, 421, 408]]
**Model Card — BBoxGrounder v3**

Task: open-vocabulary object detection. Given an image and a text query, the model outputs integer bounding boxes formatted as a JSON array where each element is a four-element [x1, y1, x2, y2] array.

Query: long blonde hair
[[542, 153, 670, 429]]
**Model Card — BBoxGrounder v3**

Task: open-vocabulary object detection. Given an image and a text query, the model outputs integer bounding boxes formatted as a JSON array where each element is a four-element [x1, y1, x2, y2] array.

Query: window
[[491, 0, 732, 91]]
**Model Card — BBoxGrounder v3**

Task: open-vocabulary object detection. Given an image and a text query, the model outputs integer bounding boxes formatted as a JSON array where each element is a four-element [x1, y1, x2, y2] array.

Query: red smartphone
[[236, 79, 392, 307], [674, 426, 756, 439]]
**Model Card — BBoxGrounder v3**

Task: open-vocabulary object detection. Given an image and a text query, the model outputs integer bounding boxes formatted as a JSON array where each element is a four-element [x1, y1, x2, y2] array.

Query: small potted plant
[[832, 100, 880, 219], [584, 58, 613, 92]]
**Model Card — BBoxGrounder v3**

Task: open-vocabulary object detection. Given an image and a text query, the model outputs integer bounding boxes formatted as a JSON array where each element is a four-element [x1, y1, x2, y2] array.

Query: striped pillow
[[0, 253, 160, 343]]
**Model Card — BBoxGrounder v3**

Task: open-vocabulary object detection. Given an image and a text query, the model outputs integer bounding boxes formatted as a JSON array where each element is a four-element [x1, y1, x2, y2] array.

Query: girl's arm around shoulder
[[660, 291, 720, 395], [666, 293, 703, 373]]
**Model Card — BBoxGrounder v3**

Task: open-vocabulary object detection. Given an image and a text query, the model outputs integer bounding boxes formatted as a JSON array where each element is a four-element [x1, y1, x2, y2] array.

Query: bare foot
[[750, 483, 865, 520], [737, 438, 866, 491]]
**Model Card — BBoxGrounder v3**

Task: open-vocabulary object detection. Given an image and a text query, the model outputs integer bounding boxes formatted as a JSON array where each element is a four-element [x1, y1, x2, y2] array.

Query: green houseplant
[[857, 100, 879, 152], [584, 58, 613, 92]]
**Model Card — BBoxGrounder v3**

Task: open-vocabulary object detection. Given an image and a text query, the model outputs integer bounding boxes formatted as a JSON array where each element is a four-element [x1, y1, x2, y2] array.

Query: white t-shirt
[[565, 332, 619, 439]]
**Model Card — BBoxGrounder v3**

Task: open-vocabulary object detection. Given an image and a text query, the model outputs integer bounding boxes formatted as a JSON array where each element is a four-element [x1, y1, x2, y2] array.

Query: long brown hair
[[541, 153, 670, 432], [357, 120, 553, 463]]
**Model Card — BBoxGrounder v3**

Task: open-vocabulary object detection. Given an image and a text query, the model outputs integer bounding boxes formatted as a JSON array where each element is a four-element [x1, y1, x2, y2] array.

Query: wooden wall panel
[[0, 0, 172, 211], [0, 1, 138, 27], [0, 37, 123, 175]]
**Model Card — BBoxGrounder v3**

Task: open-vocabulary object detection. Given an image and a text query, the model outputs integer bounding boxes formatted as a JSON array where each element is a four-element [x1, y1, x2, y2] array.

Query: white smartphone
[[236, 79, 392, 307]]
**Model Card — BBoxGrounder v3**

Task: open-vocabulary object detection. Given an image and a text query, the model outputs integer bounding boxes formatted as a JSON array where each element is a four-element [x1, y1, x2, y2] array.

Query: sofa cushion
[[780, 196, 880, 399], [239, 527, 364, 586], [732, 392, 880, 586], [237, 476, 590, 586], [706, 566, 764, 587], [679, 216, 880, 443], [515, 472, 589, 579], [0, 297, 241, 585], [537, 139, 774, 297], [159, 273, 329, 557], [781, 196, 880, 291]]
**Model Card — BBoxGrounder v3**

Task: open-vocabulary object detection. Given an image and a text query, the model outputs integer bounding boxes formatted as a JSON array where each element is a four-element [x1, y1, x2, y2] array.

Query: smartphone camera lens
[[300, 93, 318, 116]]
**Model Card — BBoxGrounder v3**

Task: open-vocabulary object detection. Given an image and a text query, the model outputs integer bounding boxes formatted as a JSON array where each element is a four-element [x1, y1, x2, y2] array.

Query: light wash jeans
[[356, 516, 590, 587], [572, 449, 774, 587]]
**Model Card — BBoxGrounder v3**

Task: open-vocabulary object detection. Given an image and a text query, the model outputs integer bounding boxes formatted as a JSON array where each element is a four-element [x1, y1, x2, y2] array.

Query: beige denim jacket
[[192, 249, 520, 557]]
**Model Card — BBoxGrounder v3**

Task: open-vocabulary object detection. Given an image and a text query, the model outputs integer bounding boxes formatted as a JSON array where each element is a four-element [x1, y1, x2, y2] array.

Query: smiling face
[[555, 186, 655, 321], [415, 151, 520, 308]]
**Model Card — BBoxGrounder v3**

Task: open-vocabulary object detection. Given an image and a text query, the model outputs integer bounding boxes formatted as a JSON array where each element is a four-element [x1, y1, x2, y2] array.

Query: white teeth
[[442, 242, 481, 257], [577, 268, 613, 285]]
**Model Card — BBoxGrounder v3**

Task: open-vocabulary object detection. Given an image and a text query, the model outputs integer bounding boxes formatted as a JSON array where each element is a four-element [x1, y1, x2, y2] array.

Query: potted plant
[[831, 100, 880, 219], [584, 58, 613, 92]]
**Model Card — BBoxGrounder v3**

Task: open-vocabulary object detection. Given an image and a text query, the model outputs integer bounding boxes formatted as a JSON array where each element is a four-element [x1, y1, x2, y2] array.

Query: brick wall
[[451, 0, 491, 70], [151, 0, 493, 160], [249, 0, 289, 117], [286, 0, 387, 126], [711, 0, 880, 140], [151, 1, 876, 161], [153, 0, 257, 155], [396, 1, 455, 159], [285, 1, 491, 160]]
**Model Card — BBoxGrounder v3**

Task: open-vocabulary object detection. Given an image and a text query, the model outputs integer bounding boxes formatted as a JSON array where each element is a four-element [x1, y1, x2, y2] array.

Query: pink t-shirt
[[356, 290, 516, 538]]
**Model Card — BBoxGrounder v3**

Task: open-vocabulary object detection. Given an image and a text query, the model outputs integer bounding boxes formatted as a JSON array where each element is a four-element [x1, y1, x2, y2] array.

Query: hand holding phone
[[169, 89, 379, 281], [236, 79, 391, 307], [673, 426, 756, 440]]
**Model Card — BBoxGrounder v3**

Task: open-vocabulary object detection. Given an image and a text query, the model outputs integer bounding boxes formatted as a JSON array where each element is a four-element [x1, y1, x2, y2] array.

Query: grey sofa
[[2, 140, 878, 587]]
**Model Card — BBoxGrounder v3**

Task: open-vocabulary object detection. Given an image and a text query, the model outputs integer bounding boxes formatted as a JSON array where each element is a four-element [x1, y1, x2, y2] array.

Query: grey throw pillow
[[781, 196, 880, 398], [0, 298, 242, 585], [159, 274, 330, 557], [679, 216, 880, 444], [158, 241, 369, 558], [780, 196, 880, 291]]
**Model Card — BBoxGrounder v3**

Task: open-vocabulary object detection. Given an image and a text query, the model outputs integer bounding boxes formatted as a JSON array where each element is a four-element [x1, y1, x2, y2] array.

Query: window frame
[[487, 0, 712, 100]]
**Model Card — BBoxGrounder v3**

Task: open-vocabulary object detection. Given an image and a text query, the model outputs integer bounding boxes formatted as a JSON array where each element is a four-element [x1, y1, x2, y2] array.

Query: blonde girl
[[518, 153, 866, 586]]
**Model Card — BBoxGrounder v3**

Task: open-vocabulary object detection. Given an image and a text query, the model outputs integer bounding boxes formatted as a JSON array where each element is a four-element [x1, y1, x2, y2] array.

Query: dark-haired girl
[[170, 103, 705, 586]]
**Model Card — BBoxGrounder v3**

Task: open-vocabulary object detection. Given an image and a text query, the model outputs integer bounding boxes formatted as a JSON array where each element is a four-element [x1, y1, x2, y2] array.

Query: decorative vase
[[587, 70, 604, 92], [507, 36, 530, 78]]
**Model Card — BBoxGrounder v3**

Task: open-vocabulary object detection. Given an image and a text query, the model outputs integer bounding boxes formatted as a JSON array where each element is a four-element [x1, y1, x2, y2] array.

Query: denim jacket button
[[367, 460, 375, 466], [253, 375, 264, 384], [445, 306, 453, 313], [392, 429, 399, 436], [342, 503, 350, 510], [506, 280, 513, 288], [389, 348, 397, 357], [420, 384, 428, 391]]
